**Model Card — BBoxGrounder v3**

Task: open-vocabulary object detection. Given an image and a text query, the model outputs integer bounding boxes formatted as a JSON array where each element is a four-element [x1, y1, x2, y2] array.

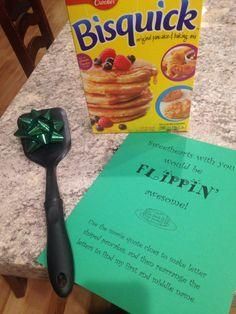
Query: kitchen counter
[[0, 0, 235, 279]]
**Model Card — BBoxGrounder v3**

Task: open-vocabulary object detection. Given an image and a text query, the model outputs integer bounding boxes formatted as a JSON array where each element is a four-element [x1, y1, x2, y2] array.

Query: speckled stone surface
[[0, 0, 235, 279]]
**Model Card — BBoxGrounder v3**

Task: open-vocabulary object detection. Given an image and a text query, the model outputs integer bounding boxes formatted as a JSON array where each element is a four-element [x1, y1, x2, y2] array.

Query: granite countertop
[[0, 0, 235, 279]]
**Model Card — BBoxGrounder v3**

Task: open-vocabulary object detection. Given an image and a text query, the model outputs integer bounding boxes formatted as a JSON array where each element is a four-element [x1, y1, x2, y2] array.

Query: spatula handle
[[45, 167, 74, 298]]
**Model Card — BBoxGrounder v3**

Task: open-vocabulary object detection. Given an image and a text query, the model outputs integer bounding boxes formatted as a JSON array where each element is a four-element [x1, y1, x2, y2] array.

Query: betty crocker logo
[[66, 0, 118, 10]]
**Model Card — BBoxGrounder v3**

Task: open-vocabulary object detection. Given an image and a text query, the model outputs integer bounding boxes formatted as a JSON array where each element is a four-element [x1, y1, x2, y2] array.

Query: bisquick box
[[66, 0, 203, 133]]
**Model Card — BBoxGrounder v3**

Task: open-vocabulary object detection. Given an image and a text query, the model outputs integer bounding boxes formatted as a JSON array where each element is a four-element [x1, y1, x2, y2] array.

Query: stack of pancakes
[[82, 60, 158, 123]]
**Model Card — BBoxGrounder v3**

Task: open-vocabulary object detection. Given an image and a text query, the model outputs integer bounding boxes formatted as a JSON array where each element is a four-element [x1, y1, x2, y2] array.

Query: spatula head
[[18, 108, 71, 168]]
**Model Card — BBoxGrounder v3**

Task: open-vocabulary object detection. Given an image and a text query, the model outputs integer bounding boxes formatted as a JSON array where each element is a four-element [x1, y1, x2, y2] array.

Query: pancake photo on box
[[81, 48, 158, 131]]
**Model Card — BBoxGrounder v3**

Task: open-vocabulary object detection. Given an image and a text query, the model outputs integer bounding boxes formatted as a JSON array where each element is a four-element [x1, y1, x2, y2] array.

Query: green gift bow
[[14, 109, 64, 153]]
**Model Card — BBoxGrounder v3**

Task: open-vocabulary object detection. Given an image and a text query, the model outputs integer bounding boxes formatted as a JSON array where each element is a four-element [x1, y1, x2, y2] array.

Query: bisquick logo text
[[72, 0, 198, 51]]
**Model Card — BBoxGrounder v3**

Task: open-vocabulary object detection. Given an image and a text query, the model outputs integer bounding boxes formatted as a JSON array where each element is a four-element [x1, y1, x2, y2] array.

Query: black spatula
[[17, 107, 74, 297]]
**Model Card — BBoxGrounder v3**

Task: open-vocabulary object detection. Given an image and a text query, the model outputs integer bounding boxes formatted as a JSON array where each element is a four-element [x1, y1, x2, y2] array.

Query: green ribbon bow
[[14, 109, 64, 153]]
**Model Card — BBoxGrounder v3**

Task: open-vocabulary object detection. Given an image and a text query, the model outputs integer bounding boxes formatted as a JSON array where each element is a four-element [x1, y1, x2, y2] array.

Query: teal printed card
[[38, 133, 236, 314]]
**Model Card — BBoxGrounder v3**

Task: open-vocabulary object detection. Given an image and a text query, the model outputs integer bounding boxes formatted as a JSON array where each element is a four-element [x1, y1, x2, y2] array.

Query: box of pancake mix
[[66, 0, 203, 133]]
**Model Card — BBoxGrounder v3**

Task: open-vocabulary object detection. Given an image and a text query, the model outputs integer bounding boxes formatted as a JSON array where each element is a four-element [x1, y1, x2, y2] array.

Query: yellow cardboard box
[[66, 0, 203, 133]]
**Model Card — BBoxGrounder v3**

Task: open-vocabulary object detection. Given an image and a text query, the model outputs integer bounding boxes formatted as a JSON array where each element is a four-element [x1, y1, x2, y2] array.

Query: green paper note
[[38, 133, 236, 314]]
